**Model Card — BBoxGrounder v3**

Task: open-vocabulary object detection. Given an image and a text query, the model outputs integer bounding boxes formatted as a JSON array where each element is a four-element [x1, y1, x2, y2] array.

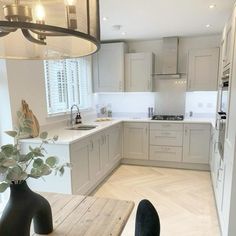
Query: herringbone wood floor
[[93, 165, 220, 236]]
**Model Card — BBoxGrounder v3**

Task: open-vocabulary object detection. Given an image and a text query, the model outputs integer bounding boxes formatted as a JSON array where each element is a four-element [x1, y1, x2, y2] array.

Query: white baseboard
[[121, 158, 210, 171]]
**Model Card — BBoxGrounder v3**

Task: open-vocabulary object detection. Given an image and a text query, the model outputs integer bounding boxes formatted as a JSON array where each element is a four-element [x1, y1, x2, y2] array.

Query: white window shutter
[[44, 57, 91, 115]]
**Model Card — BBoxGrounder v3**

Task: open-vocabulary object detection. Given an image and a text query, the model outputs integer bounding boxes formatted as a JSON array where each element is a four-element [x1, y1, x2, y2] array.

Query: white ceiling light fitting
[[0, 0, 101, 60], [206, 24, 211, 28]]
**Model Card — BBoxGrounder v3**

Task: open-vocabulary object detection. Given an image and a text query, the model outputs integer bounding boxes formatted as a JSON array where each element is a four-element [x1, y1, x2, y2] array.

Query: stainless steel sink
[[67, 125, 97, 131]]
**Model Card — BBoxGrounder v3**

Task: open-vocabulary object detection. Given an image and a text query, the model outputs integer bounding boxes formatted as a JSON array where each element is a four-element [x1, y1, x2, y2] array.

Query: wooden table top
[[31, 193, 134, 236]]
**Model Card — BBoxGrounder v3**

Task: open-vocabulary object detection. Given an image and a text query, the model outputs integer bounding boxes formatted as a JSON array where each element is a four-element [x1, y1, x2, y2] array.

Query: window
[[44, 57, 92, 115]]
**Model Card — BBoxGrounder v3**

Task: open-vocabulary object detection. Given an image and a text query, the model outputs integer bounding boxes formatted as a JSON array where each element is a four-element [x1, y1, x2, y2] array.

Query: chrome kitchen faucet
[[70, 104, 80, 126]]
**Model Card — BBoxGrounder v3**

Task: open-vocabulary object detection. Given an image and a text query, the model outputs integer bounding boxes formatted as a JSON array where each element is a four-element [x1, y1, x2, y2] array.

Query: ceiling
[[100, 0, 235, 41]]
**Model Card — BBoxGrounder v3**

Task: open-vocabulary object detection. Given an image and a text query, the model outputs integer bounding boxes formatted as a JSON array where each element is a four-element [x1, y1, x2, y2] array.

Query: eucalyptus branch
[[0, 115, 69, 193]]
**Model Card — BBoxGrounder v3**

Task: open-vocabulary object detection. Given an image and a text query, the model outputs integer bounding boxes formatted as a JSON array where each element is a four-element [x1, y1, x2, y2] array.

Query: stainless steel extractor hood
[[154, 37, 181, 79]]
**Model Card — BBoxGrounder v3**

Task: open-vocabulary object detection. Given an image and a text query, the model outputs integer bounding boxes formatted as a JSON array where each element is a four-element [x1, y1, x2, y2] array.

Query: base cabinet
[[88, 134, 102, 183], [71, 124, 122, 195], [149, 123, 183, 162], [100, 132, 109, 173], [24, 121, 212, 196], [150, 146, 182, 162], [123, 122, 149, 160], [108, 124, 122, 164], [71, 138, 91, 195], [183, 124, 211, 164]]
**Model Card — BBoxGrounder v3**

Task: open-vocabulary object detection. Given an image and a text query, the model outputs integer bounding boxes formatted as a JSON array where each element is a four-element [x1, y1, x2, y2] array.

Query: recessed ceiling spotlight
[[102, 16, 108, 21], [206, 24, 211, 28], [121, 32, 126, 35], [209, 4, 216, 9]]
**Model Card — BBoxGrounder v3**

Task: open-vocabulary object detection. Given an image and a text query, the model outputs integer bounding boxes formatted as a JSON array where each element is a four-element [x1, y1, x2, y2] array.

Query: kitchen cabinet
[[149, 123, 183, 162], [108, 123, 122, 164], [71, 138, 91, 195], [71, 125, 121, 195], [23, 124, 122, 196], [187, 48, 220, 91], [222, 18, 233, 68], [88, 134, 102, 182], [125, 52, 154, 92], [24, 121, 212, 197], [210, 127, 219, 187], [100, 132, 109, 173], [150, 123, 183, 146], [93, 42, 127, 92], [71, 133, 103, 195], [150, 146, 182, 162], [123, 122, 149, 160], [210, 126, 225, 216], [183, 124, 211, 164]]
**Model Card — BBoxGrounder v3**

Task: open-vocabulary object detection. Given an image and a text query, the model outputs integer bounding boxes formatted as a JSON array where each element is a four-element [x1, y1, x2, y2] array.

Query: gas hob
[[151, 115, 184, 121]]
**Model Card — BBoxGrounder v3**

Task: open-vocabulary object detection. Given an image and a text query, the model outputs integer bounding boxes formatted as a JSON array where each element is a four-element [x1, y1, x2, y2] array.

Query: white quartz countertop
[[20, 117, 215, 145]]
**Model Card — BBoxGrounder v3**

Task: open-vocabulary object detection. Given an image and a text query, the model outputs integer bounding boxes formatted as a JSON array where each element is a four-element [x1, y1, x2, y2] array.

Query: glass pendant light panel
[[0, 0, 100, 59]]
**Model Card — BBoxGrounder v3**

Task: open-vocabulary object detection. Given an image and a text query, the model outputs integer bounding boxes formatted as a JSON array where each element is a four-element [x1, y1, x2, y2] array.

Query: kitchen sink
[[67, 125, 97, 130]]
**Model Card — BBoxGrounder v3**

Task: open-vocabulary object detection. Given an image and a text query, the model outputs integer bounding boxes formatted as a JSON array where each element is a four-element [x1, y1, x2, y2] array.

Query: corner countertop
[[20, 117, 215, 145]]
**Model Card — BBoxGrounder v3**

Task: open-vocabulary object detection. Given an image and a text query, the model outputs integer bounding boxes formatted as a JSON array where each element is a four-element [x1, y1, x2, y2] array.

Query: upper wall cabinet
[[222, 17, 233, 68], [125, 53, 154, 92], [93, 42, 127, 93], [187, 48, 220, 91]]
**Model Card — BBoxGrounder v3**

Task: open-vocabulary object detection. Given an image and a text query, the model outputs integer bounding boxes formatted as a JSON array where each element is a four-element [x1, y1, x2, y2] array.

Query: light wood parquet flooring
[[93, 165, 220, 236]]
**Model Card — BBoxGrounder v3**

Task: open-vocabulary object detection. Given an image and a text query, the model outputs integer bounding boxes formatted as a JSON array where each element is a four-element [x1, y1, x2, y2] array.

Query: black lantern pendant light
[[0, 0, 100, 59]]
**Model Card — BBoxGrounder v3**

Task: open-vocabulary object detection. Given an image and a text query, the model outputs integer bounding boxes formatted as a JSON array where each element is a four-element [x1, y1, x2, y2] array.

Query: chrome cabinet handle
[[214, 142, 220, 153], [90, 140, 93, 151], [119, 81, 122, 91], [162, 124, 171, 127], [184, 128, 188, 135], [145, 127, 148, 135], [147, 80, 151, 90], [155, 151, 176, 154], [101, 135, 104, 145]]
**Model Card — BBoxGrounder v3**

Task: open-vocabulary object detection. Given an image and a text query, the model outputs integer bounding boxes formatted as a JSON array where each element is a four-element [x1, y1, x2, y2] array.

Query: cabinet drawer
[[150, 123, 183, 131], [150, 130, 183, 146], [150, 146, 182, 162]]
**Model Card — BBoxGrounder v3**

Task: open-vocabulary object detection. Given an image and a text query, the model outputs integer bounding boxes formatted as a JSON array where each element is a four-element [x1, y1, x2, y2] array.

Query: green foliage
[[40, 131, 48, 140], [0, 112, 70, 192], [0, 183, 10, 193]]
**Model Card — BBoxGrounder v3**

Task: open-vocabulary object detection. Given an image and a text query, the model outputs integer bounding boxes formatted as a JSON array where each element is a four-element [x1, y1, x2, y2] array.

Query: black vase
[[0, 181, 53, 236]]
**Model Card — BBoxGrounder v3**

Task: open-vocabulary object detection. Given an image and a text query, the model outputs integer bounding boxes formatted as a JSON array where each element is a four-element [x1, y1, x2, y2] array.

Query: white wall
[[4, 60, 96, 129], [0, 60, 13, 145], [5, 60, 50, 127]]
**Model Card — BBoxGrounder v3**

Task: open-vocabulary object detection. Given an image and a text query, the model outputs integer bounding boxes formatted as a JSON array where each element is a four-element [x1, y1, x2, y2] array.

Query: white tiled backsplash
[[94, 91, 217, 118], [185, 91, 217, 118], [94, 92, 155, 118]]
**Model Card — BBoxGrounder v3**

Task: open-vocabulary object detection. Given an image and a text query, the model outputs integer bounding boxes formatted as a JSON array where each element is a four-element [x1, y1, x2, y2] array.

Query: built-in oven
[[217, 66, 230, 159]]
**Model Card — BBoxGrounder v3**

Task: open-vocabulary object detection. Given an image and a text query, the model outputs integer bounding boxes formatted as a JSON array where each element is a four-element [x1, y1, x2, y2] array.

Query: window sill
[[46, 108, 94, 119]]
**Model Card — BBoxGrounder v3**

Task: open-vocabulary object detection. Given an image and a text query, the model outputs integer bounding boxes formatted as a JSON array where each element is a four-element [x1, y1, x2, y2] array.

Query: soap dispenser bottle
[[75, 112, 82, 124]]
